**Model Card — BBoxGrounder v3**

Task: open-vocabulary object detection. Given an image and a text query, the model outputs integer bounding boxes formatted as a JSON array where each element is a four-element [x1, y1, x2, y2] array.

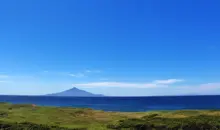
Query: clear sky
[[0, 0, 220, 96]]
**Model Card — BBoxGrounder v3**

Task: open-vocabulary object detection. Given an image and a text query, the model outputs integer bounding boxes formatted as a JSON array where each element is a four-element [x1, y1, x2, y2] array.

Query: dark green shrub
[[0, 111, 8, 118], [0, 121, 87, 130], [108, 115, 220, 130]]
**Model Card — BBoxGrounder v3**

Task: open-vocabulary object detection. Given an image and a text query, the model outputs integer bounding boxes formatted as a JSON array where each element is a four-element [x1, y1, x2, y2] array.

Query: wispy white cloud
[[153, 79, 184, 84], [85, 70, 101, 73], [40, 71, 86, 78], [0, 75, 9, 78], [73, 82, 157, 88], [69, 73, 85, 78], [173, 83, 220, 91], [194, 83, 220, 90], [40, 69, 101, 78], [169, 82, 220, 95], [0, 80, 9, 83], [72, 79, 183, 88], [0, 75, 10, 83], [68, 69, 101, 78], [85, 70, 92, 73]]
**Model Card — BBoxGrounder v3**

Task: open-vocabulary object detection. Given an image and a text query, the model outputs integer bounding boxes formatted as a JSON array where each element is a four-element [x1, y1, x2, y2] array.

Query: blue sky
[[0, 0, 220, 96]]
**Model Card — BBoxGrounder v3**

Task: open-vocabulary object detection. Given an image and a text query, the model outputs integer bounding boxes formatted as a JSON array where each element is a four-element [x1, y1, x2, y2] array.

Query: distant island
[[46, 87, 104, 97]]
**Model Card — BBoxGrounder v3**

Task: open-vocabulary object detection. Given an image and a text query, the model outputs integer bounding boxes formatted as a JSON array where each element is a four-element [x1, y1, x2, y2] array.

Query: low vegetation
[[0, 103, 220, 129]]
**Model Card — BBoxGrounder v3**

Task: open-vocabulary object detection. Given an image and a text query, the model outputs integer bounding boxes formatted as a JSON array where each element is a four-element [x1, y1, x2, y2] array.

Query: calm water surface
[[0, 95, 219, 112]]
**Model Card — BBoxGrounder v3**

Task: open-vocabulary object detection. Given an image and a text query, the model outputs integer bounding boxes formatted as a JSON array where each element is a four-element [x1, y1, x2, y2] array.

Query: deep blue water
[[0, 95, 220, 112]]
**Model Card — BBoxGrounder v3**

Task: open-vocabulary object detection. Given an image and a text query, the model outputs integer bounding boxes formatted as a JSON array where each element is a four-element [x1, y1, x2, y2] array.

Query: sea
[[0, 95, 220, 112]]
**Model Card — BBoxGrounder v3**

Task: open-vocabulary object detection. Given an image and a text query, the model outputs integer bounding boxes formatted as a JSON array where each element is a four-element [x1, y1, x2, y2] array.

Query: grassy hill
[[0, 102, 220, 129]]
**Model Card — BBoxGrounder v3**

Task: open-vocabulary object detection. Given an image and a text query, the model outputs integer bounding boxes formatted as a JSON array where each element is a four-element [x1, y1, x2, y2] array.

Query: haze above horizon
[[0, 0, 220, 96]]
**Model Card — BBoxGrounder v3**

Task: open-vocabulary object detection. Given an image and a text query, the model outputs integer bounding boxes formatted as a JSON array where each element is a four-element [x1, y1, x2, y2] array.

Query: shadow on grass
[[107, 115, 220, 130], [0, 121, 87, 130]]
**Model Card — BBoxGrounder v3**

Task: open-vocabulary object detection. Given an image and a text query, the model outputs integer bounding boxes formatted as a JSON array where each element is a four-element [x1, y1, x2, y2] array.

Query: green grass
[[0, 103, 220, 129]]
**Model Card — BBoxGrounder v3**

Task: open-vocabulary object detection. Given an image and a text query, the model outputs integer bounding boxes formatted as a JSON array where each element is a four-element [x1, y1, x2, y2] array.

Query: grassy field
[[0, 102, 220, 129]]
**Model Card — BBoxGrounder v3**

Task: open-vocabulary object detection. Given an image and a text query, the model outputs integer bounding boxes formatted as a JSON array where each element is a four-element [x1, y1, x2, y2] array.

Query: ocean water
[[0, 95, 220, 112]]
